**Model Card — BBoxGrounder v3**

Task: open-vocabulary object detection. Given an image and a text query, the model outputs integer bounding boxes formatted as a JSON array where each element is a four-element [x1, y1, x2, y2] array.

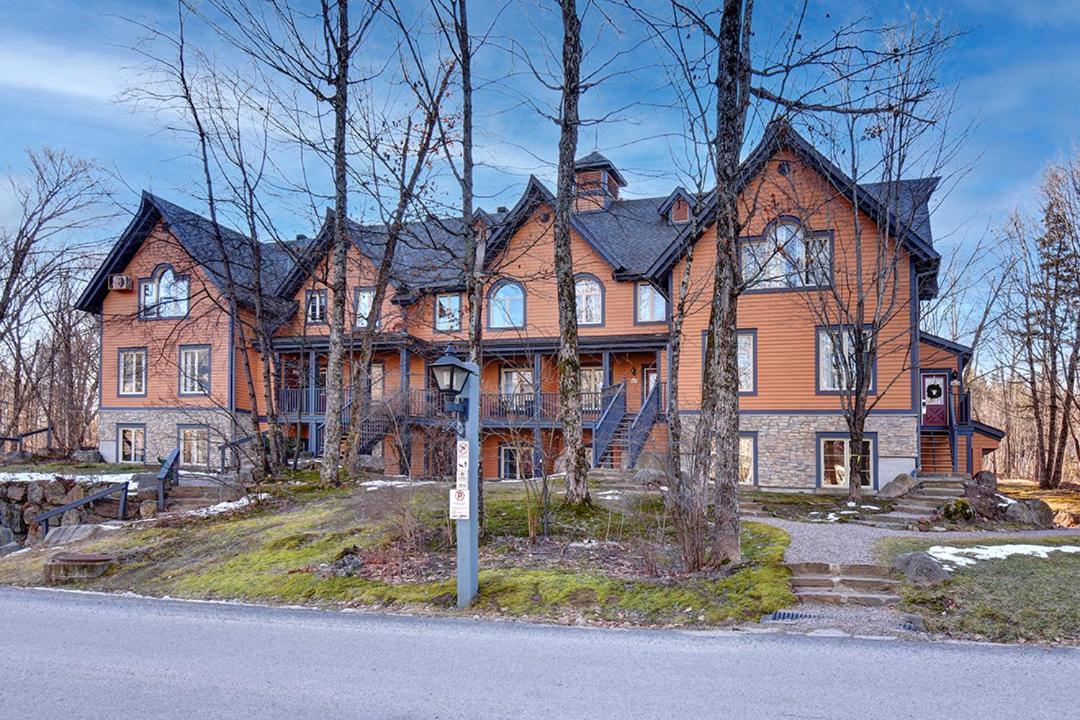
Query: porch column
[[306, 350, 316, 414], [400, 346, 412, 475], [602, 351, 611, 388], [533, 352, 542, 421], [532, 426, 543, 479]]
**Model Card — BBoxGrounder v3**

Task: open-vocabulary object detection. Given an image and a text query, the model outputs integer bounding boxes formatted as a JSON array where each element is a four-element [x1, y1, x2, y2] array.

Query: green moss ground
[[0, 482, 793, 627], [876, 535, 1080, 644]]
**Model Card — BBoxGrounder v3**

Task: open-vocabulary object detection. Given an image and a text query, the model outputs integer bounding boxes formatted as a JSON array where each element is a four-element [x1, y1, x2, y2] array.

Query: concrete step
[[786, 562, 893, 578], [791, 575, 900, 593], [796, 590, 901, 607]]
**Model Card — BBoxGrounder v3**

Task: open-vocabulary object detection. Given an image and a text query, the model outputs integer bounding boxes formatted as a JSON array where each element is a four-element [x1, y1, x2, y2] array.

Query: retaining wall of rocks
[[0, 477, 137, 545]]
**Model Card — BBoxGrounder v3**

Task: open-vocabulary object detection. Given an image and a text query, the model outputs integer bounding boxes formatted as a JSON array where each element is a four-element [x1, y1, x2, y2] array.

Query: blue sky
[[0, 0, 1077, 255]]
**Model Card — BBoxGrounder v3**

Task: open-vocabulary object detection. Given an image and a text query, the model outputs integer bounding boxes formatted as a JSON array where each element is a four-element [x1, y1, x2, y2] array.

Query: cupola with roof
[[573, 151, 627, 212]]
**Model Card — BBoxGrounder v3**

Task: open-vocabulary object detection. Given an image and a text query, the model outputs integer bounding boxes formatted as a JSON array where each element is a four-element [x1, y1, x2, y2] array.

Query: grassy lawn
[[999, 479, 1080, 516], [877, 535, 1080, 644], [741, 489, 894, 521], [0, 460, 158, 475], [0, 479, 794, 627]]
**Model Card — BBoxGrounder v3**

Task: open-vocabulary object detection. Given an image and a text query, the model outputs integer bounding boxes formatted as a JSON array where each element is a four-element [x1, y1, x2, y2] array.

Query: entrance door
[[922, 373, 948, 426]]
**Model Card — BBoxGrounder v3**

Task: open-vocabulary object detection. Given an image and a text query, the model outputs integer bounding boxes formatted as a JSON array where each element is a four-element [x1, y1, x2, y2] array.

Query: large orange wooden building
[[76, 122, 1003, 491]]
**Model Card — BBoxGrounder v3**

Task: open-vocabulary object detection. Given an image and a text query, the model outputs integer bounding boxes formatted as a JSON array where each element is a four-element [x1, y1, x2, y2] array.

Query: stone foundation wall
[[674, 412, 918, 492], [0, 478, 130, 544], [97, 408, 255, 470]]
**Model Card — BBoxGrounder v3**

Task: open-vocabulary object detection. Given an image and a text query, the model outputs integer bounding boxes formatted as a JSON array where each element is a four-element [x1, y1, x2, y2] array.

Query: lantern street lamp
[[430, 348, 480, 607]]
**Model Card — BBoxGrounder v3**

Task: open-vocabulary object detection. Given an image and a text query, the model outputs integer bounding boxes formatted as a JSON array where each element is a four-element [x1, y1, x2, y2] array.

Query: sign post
[[453, 362, 480, 606]]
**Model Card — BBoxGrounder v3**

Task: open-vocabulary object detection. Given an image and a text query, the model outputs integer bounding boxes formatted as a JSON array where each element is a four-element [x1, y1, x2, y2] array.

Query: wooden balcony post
[[306, 350, 316, 414], [532, 353, 542, 421], [602, 351, 611, 387]]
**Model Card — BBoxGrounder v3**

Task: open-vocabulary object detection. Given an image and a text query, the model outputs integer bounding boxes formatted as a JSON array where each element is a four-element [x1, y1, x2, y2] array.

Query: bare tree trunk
[[320, 0, 352, 485], [553, 0, 589, 506]]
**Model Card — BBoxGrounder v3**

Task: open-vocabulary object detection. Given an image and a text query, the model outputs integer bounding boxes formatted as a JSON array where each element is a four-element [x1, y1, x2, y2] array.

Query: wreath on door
[[926, 384, 943, 400]]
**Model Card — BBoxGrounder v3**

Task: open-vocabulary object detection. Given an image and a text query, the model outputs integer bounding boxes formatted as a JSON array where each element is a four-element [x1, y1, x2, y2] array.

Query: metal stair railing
[[627, 382, 663, 468], [155, 448, 180, 510], [591, 383, 627, 467], [35, 481, 129, 535]]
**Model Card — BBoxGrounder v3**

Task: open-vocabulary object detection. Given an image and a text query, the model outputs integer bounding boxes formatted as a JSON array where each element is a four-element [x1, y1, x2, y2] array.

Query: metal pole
[[456, 361, 480, 607]]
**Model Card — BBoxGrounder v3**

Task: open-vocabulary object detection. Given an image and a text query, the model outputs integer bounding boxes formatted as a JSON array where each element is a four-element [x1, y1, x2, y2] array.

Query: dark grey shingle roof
[[859, 177, 940, 247], [572, 197, 681, 275]]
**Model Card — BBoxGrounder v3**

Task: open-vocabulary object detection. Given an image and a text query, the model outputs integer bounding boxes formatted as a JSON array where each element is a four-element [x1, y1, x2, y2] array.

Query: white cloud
[[0, 39, 130, 102]]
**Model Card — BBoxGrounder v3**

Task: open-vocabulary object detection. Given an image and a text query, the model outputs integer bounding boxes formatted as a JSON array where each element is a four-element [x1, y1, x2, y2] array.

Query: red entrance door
[[922, 374, 948, 426]]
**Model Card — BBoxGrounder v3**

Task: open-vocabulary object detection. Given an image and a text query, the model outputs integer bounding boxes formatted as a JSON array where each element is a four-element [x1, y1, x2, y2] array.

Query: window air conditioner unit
[[108, 274, 133, 291]]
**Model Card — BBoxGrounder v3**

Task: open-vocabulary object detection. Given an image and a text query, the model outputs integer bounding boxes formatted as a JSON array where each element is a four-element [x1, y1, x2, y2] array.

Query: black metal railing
[[35, 481, 129, 536], [591, 383, 627, 466], [155, 448, 180, 510], [956, 390, 971, 426]]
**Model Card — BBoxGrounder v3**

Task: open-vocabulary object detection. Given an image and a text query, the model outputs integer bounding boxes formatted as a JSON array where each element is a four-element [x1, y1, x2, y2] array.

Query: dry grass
[[999, 479, 1080, 516]]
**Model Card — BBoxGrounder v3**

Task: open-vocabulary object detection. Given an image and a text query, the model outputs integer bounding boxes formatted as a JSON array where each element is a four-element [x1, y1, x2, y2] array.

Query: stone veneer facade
[[677, 412, 918, 493], [98, 408, 256, 470]]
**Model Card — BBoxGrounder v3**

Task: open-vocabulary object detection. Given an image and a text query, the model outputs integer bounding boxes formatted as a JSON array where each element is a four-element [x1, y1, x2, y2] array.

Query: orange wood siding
[[673, 151, 916, 411], [100, 221, 234, 410]]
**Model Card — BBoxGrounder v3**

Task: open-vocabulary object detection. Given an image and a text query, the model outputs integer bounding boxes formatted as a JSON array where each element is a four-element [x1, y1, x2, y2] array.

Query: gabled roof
[[574, 151, 627, 187], [644, 120, 943, 297], [920, 331, 973, 360], [75, 192, 308, 315], [656, 187, 694, 217]]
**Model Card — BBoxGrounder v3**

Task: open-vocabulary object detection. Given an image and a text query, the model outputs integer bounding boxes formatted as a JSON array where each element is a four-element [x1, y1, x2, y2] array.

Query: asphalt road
[[1, 587, 1077, 719]]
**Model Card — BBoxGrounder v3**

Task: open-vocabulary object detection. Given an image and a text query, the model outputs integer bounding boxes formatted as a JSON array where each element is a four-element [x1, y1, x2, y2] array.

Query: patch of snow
[[839, 510, 859, 515], [0, 471, 141, 485], [360, 479, 438, 491], [927, 543, 1080, 570], [846, 501, 857, 508], [596, 490, 622, 500], [185, 493, 270, 518], [861, 504, 880, 511], [995, 493, 1018, 508]]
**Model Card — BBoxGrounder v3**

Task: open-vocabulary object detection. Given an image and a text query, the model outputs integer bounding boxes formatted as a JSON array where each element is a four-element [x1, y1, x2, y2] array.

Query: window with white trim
[[119, 426, 145, 463], [489, 281, 524, 328], [500, 444, 533, 480], [179, 346, 211, 395], [180, 426, 209, 467], [306, 289, 327, 324], [636, 281, 666, 322], [738, 435, 755, 485], [742, 220, 830, 289], [818, 327, 872, 392], [434, 292, 461, 331], [119, 349, 146, 395], [575, 276, 603, 325], [820, 436, 874, 488], [139, 266, 189, 318], [737, 332, 755, 393], [354, 288, 375, 328]]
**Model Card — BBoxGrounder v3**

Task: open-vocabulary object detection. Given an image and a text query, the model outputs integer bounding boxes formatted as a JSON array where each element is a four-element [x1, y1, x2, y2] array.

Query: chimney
[[573, 151, 626, 212]]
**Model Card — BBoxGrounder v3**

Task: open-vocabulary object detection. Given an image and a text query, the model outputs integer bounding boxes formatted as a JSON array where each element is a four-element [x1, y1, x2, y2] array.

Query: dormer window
[[306, 289, 327, 324], [659, 188, 693, 225], [139, 265, 189, 319]]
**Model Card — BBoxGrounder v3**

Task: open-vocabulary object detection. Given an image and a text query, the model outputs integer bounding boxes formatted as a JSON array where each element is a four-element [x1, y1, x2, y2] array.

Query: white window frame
[[179, 346, 211, 395], [180, 426, 209, 467], [489, 282, 525, 329], [575, 276, 603, 325], [636, 281, 666, 322], [818, 327, 872, 393], [434, 292, 462, 332], [737, 331, 755, 394], [738, 435, 756, 485], [742, 220, 830, 290], [306, 289, 327, 324], [354, 287, 375, 328], [820, 436, 875, 488], [581, 367, 603, 410], [500, 444, 533, 480], [119, 426, 145, 463], [119, 349, 146, 396], [139, 266, 190, 319]]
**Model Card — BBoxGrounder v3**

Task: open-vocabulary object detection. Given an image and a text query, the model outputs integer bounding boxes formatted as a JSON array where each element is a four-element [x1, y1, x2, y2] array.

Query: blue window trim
[[815, 430, 879, 490], [497, 442, 532, 480], [176, 423, 211, 468], [739, 217, 835, 295], [116, 423, 147, 463], [633, 278, 669, 325], [699, 328, 758, 396], [739, 430, 759, 486], [137, 263, 191, 320], [305, 288, 328, 325], [815, 324, 877, 396], [117, 347, 148, 397], [487, 279, 526, 330], [573, 272, 606, 327], [178, 344, 212, 396], [433, 291, 463, 333]]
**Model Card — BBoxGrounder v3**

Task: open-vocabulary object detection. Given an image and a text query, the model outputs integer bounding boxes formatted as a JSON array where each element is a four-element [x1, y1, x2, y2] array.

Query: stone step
[[894, 500, 944, 512], [791, 575, 900, 593], [796, 590, 901, 607], [785, 562, 893, 578], [866, 513, 926, 527], [916, 487, 965, 498]]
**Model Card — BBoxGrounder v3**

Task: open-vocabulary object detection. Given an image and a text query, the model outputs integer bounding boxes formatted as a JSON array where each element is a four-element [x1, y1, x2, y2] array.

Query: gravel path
[[754, 517, 1080, 564]]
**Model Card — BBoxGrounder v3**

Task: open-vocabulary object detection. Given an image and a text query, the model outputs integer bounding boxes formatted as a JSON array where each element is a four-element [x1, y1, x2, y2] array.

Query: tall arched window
[[574, 274, 603, 325], [741, 218, 830, 290], [139, 265, 189, 318], [488, 280, 525, 329]]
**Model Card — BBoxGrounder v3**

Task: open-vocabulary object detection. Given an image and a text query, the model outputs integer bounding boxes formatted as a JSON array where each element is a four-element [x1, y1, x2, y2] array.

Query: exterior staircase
[[919, 431, 953, 473], [596, 415, 633, 469], [787, 562, 901, 606], [869, 474, 967, 528]]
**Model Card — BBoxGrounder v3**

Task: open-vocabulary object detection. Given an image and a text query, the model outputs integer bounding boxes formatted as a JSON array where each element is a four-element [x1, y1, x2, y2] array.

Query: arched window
[[574, 274, 603, 325], [741, 218, 830, 290], [140, 265, 189, 318], [488, 280, 525, 329]]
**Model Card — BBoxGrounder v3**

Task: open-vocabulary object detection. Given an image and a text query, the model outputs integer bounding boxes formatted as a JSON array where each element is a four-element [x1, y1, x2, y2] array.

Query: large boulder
[[5, 484, 25, 502], [138, 500, 158, 520], [44, 480, 67, 504], [3, 503, 25, 534], [72, 449, 104, 464], [0, 526, 13, 544], [1053, 510, 1080, 528], [878, 473, 919, 498], [892, 551, 951, 587], [60, 508, 84, 527], [39, 523, 116, 548], [971, 470, 997, 492], [26, 481, 46, 505], [633, 452, 668, 473], [0, 541, 22, 557], [631, 467, 667, 488], [354, 454, 386, 474], [21, 504, 42, 526], [134, 472, 163, 502], [1006, 499, 1055, 528], [61, 485, 85, 505], [0, 450, 30, 464]]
